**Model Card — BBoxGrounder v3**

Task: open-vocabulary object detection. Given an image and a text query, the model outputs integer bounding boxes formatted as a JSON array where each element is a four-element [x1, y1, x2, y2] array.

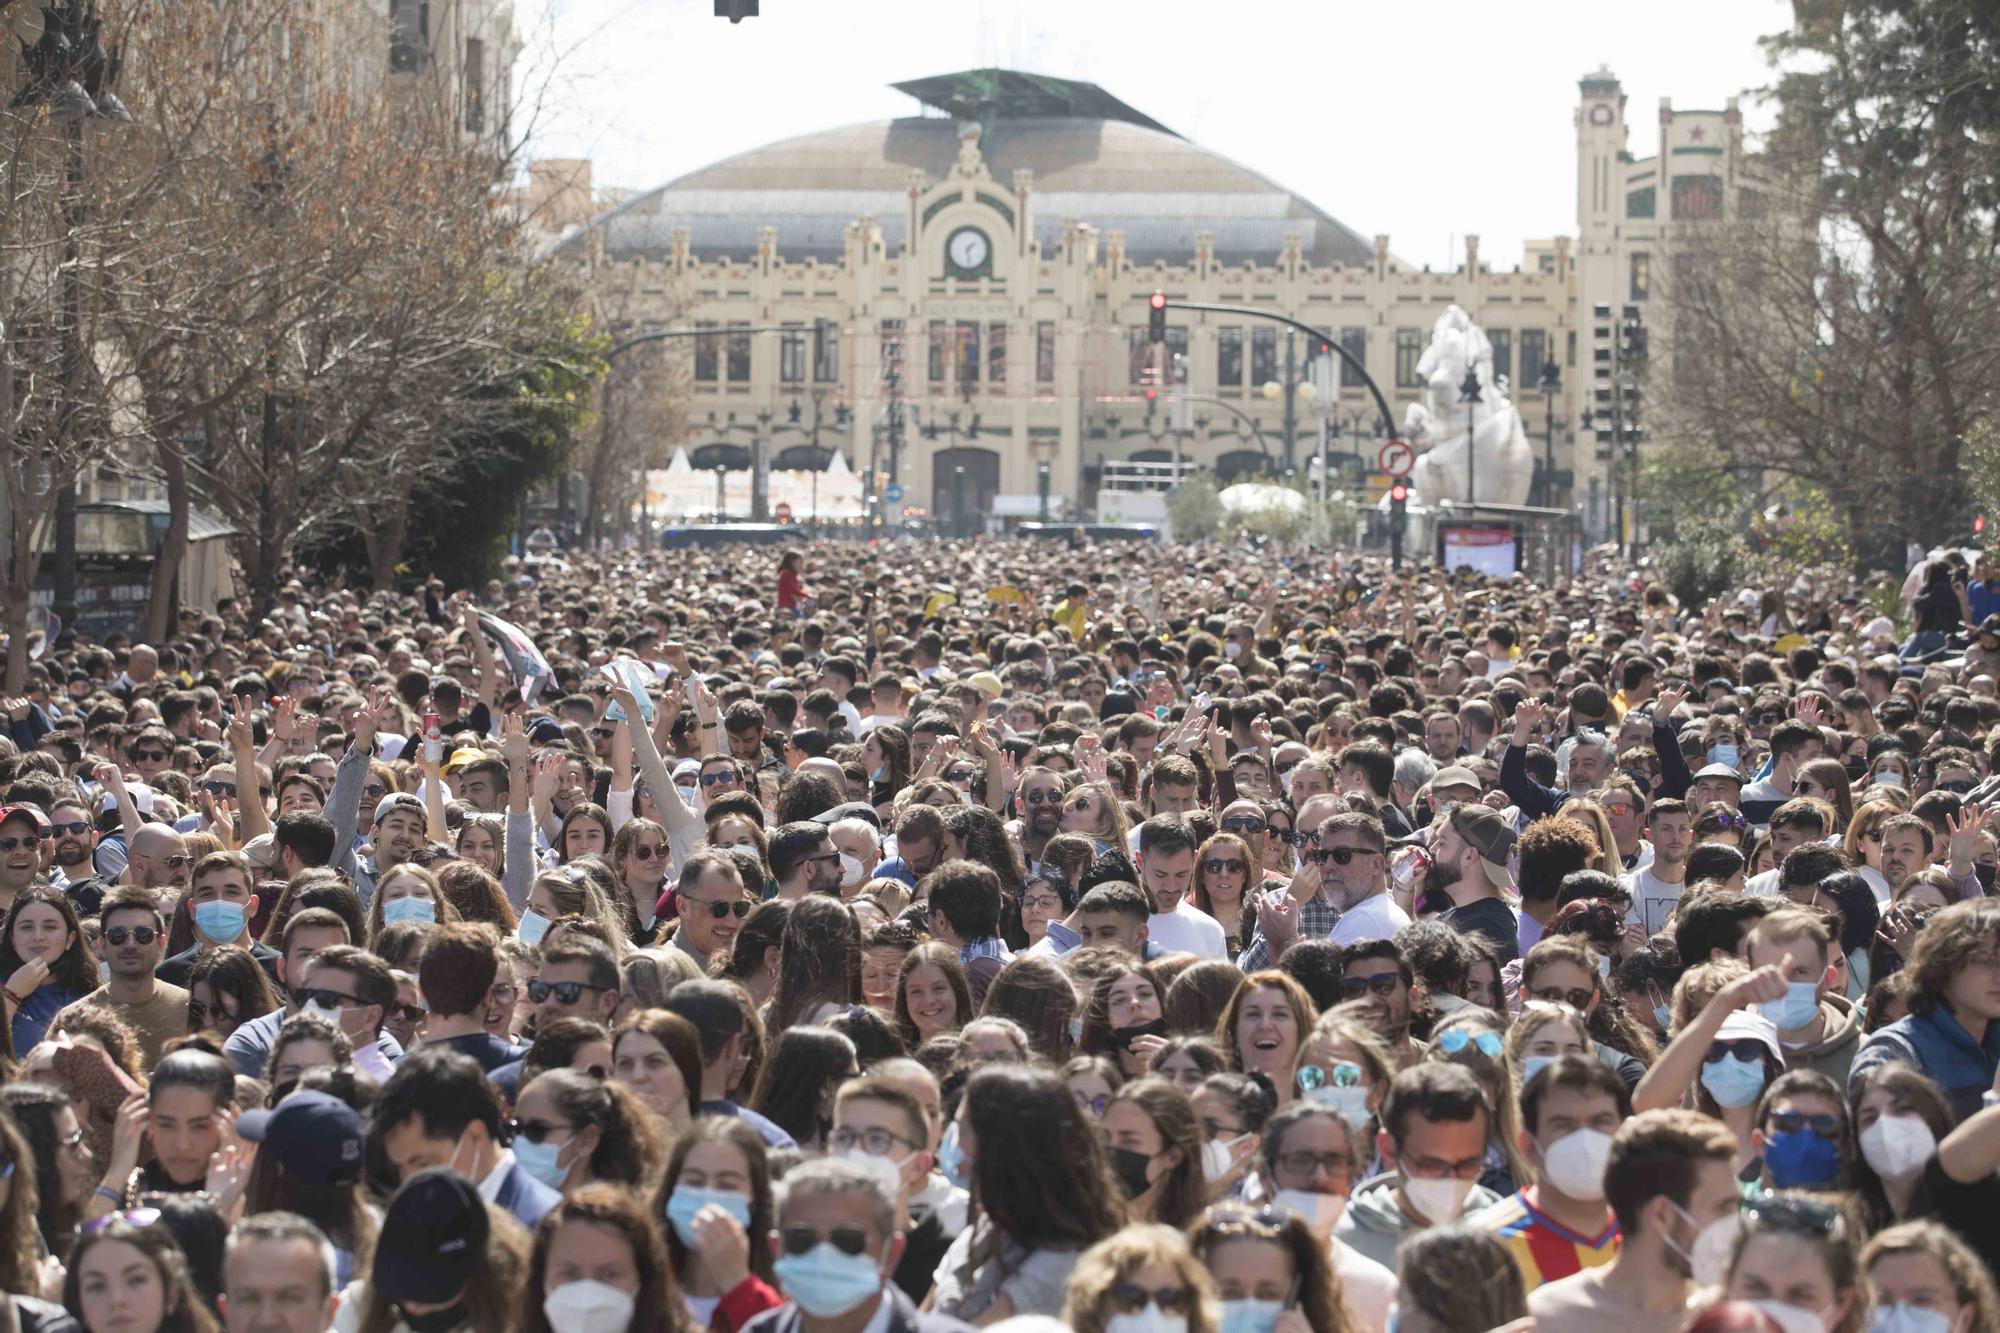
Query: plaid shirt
[[1235, 886, 1340, 972]]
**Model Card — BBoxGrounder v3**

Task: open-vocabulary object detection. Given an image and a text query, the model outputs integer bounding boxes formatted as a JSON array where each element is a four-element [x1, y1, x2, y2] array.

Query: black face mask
[[1978, 863, 1997, 893], [397, 1301, 468, 1333], [1110, 1017, 1168, 1051], [1107, 1145, 1156, 1199]]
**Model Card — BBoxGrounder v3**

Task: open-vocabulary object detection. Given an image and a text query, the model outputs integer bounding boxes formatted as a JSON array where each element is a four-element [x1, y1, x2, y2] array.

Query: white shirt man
[[1136, 816, 1226, 959]]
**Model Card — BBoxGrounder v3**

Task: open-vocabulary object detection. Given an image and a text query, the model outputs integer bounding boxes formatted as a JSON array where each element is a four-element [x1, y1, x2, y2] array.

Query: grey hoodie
[[1332, 1171, 1504, 1270]]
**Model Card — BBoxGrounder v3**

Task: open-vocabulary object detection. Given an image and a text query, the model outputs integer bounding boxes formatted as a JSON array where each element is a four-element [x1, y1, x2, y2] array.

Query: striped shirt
[[1474, 1190, 1620, 1289]]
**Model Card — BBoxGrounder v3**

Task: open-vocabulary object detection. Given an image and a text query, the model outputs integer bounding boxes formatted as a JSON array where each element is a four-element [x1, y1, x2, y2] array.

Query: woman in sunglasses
[[1188, 1202, 1347, 1333], [606, 818, 672, 946], [1424, 1011, 1530, 1198], [1793, 759, 1855, 834], [1841, 801, 1900, 905], [2, 887, 98, 1054], [652, 1116, 781, 1332], [63, 1211, 217, 1333], [1059, 1222, 1220, 1333], [1192, 832, 1255, 957], [1290, 1011, 1396, 1153], [1521, 932, 1659, 1070], [1059, 780, 1131, 857], [183, 945, 276, 1045], [511, 1070, 664, 1199], [1716, 1191, 1865, 1333]]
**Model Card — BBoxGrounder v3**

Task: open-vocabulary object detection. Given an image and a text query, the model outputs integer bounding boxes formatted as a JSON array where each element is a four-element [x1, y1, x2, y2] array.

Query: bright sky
[[514, 0, 1789, 272]]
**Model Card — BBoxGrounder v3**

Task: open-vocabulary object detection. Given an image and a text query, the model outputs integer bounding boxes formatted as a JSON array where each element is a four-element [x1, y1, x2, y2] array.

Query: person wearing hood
[[1744, 910, 1863, 1088], [1331, 1062, 1504, 1271]]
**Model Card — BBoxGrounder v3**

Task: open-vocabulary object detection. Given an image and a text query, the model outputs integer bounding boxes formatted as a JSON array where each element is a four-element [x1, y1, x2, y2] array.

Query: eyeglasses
[[294, 987, 363, 1010], [1074, 1090, 1110, 1116], [1765, 1110, 1842, 1139], [684, 896, 751, 920], [1311, 845, 1381, 866], [506, 1117, 575, 1146], [1020, 893, 1064, 913], [1338, 973, 1401, 998], [828, 1126, 918, 1156], [1531, 986, 1594, 1011], [1437, 1029, 1503, 1058], [1296, 1061, 1363, 1093], [1705, 1038, 1770, 1064], [699, 772, 738, 788], [48, 820, 89, 837], [81, 1207, 161, 1237], [1220, 817, 1268, 834], [1203, 857, 1245, 875], [1273, 1152, 1352, 1183], [101, 926, 158, 947], [779, 1222, 873, 1257], [527, 979, 613, 1005], [627, 844, 664, 862]]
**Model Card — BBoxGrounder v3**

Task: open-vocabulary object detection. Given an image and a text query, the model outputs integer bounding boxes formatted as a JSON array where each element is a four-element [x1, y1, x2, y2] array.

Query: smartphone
[[1193, 691, 1212, 715]]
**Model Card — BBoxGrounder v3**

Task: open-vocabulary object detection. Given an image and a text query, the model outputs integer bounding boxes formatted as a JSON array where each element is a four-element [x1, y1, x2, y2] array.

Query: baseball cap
[[439, 747, 486, 776], [966, 671, 1004, 700], [370, 1169, 488, 1306], [373, 793, 427, 826], [0, 804, 48, 834], [1431, 766, 1481, 795], [527, 718, 566, 745], [233, 1090, 365, 1189], [1692, 763, 1745, 785], [1449, 806, 1516, 890]]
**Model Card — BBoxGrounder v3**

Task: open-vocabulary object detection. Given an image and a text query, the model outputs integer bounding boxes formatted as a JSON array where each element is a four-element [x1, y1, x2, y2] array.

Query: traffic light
[[1148, 292, 1167, 346]]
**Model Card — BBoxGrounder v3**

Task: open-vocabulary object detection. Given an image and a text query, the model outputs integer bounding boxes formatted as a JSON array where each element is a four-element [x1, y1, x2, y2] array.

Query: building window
[[928, 320, 946, 382], [1251, 328, 1277, 386], [955, 321, 981, 394], [1217, 327, 1243, 387], [390, 0, 428, 72], [1395, 329, 1424, 388], [726, 323, 751, 382], [1630, 252, 1651, 301], [779, 325, 805, 384], [694, 321, 718, 383], [463, 38, 484, 132], [1671, 175, 1723, 220], [879, 320, 904, 376], [987, 322, 1006, 386], [1035, 322, 1056, 383], [814, 322, 838, 383], [1520, 329, 1547, 391], [1626, 186, 1655, 219], [1339, 327, 1367, 387], [1489, 329, 1511, 387]]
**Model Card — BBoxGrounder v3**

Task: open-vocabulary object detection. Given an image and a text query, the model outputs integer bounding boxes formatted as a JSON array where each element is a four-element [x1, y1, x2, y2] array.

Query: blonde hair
[[1061, 1223, 1219, 1333], [1429, 1009, 1532, 1188]]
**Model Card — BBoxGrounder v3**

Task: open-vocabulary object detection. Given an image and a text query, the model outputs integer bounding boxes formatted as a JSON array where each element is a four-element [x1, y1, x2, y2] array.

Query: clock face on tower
[[1588, 103, 1615, 126], [945, 226, 991, 276]]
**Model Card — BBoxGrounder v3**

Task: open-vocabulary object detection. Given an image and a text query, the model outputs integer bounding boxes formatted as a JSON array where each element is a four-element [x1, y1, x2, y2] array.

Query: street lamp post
[[1536, 361, 1562, 507], [1037, 462, 1050, 523], [1458, 364, 1483, 506], [713, 464, 727, 521], [952, 466, 966, 540]]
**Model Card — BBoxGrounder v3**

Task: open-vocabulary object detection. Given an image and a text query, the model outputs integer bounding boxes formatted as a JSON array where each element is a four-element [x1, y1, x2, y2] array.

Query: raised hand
[[1654, 685, 1688, 718], [1945, 801, 1984, 870], [269, 695, 298, 744], [609, 683, 645, 729], [227, 696, 256, 752], [106, 1091, 150, 1177], [531, 752, 563, 805], [500, 713, 530, 768], [92, 760, 127, 794], [1077, 734, 1107, 781], [1512, 698, 1548, 743], [1251, 713, 1274, 752], [1720, 953, 1793, 1013], [686, 1203, 752, 1290], [1794, 695, 1826, 729]]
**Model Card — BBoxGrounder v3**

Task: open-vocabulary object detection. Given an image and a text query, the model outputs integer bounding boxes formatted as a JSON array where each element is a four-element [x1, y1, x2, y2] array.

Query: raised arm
[[1632, 958, 1789, 1113], [461, 599, 504, 716], [327, 689, 385, 878], [615, 682, 699, 863], [501, 714, 534, 911], [91, 761, 144, 842], [228, 699, 271, 844]]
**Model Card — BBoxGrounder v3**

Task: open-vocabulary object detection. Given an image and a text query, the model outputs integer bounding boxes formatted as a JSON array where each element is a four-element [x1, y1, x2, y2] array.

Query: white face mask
[[1106, 1305, 1189, 1333], [1537, 1128, 1613, 1201], [1858, 1113, 1937, 1181], [1271, 1187, 1347, 1238], [541, 1278, 636, 1333], [1201, 1134, 1249, 1183], [838, 853, 866, 888], [1401, 1174, 1474, 1225], [1750, 1299, 1831, 1333], [1666, 1202, 1740, 1287]]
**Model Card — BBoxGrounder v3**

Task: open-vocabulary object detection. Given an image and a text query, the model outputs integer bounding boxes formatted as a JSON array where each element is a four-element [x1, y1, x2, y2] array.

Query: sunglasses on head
[[527, 979, 612, 1005], [102, 925, 158, 947], [1338, 973, 1400, 998], [780, 1224, 872, 1258]]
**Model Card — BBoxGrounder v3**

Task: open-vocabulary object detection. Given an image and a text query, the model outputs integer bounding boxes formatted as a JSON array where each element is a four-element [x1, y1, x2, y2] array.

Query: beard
[[1420, 858, 1463, 909]]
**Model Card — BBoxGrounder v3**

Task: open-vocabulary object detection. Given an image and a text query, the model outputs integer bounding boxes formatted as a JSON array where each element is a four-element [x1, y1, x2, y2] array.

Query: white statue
[[1401, 305, 1535, 508]]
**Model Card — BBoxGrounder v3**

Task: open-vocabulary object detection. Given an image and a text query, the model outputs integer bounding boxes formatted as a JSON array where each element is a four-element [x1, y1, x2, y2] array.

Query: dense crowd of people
[[0, 534, 1998, 1333]]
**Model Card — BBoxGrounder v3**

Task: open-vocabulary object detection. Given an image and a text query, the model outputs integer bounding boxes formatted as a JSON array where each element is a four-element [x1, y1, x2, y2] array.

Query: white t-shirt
[[1859, 864, 1892, 904], [1148, 900, 1228, 959], [1622, 866, 1688, 935], [1330, 892, 1411, 946], [1744, 868, 1782, 897], [1332, 1236, 1397, 1332]]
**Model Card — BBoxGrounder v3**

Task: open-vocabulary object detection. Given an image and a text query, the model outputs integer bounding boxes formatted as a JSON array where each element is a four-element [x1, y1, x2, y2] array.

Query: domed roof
[[572, 73, 1373, 270]]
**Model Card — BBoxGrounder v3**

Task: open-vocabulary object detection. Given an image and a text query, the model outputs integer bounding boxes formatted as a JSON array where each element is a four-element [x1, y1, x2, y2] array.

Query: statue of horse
[[1401, 305, 1535, 508]]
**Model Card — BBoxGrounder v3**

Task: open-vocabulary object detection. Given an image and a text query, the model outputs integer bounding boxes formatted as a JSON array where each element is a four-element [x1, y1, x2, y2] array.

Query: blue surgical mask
[[1219, 1300, 1286, 1333], [1758, 980, 1820, 1032], [1520, 1055, 1554, 1086], [664, 1185, 752, 1246], [771, 1243, 883, 1319], [517, 908, 551, 947], [1700, 1054, 1768, 1108], [382, 896, 436, 926], [1869, 1303, 1955, 1333], [1653, 1001, 1671, 1030], [192, 899, 246, 943], [1762, 1127, 1842, 1190], [1708, 744, 1740, 769], [937, 1122, 970, 1191], [512, 1135, 569, 1189]]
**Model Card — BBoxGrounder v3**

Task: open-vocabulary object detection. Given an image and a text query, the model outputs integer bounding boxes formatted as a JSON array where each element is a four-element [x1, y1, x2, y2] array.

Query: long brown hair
[[1189, 1203, 1348, 1333], [0, 886, 98, 992], [1106, 1076, 1208, 1229], [0, 1109, 41, 1297], [518, 1184, 687, 1333], [63, 1215, 220, 1333], [652, 1116, 776, 1285], [767, 894, 862, 1033], [893, 941, 972, 1049]]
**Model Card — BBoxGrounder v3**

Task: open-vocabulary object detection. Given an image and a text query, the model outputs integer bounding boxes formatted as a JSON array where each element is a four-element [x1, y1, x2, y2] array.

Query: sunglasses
[[592, 727, 616, 740], [48, 820, 90, 837], [1310, 845, 1380, 866], [1531, 986, 1595, 1011], [294, 987, 363, 1010], [187, 999, 236, 1025], [1936, 780, 1973, 795], [1742, 1190, 1843, 1237], [506, 1117, 574, 1146], [1022, 788, 1063, 805], [201, 780, 237, 798], [1765, 1110, 1842, 1139], [389, 1001, 427, 1024], [1109, 1284, 1193, 1316], [627, 844, 664, 861], [362, 783, 388, 798], [685, 896, 752, 920], [131, 750, 169, 763], [779, 1223, 873, 1257], [1705, 1038, 1770, 1064], [1437, 1029, 1503, 1058], [0, 835, 41, 850], [1296, 1061, 1363, 1093], [1203, 857, 1245, 875], [527, 979, 613, 1005], [1338, 973, 1401, 999], [102, 926, 159, 947], [699, 772, 738, 788], [1221, 817, 1268, 834]]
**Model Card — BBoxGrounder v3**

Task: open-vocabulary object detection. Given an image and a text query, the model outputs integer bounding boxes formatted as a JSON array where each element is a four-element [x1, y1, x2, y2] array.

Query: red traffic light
[[1149, 292, 1167, 310], [1389, 482, 1409, 503]]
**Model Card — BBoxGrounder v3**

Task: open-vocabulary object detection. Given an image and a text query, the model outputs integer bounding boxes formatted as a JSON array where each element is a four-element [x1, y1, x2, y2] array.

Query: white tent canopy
[[644, 448, 865, 521]]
